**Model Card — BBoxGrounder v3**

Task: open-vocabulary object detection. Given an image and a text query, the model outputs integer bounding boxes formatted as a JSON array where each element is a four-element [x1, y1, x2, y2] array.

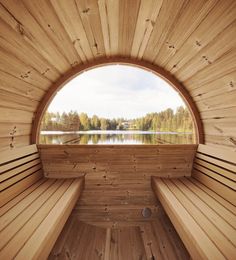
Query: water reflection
[[40, 130, 194, 145]]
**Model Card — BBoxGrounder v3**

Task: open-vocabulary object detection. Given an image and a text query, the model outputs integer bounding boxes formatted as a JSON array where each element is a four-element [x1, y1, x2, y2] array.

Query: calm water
[[40, 130, 195, 145]]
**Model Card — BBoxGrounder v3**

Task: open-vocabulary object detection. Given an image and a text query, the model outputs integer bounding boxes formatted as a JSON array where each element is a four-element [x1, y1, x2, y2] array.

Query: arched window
[[33, 61, 202, 145]]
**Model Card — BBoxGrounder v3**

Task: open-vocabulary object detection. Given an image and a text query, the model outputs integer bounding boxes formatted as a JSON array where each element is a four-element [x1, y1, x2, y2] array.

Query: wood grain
[[0, 1, 235, 150], [38, 144, 197, 226]]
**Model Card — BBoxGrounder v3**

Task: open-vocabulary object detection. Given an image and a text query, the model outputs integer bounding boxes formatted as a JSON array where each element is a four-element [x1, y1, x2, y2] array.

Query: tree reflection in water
[[40, 131, 194, 145]]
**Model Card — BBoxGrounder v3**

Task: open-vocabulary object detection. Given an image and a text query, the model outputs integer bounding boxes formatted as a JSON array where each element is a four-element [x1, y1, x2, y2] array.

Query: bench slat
[[181, 178, 236, 229], [15, 178, 84, 260], [0, 170, 43, 207], [197, 144, 236, 165], [1, 164, 42, 190], [192, 169, 236, 206], [0, 179, 73, 259], [190, 177, 236, 215], [195, 157, 236, 181], [0, 144, 85, 260], [193, 163, 236, 190], [0, 179, 63, 249], [0, 153, 40, 174], [172, 179, 236, 248], [0, 157, 41, 183], [0, 144, 38, 165], [0, 178, 46, 217], [152, 178, 225, 260], [0, 178, 56, 231], [195, 152, 236, 174], [164, 179, 235, 258]]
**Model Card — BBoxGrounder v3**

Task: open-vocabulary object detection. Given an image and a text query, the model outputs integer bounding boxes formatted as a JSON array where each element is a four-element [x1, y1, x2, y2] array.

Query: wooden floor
[[49, 209, 189, 260]]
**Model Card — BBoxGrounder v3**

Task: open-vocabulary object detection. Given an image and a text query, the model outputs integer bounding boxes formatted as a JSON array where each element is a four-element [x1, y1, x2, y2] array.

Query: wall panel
[[39, 145, 197, 226], [0, 0, 235, 151]]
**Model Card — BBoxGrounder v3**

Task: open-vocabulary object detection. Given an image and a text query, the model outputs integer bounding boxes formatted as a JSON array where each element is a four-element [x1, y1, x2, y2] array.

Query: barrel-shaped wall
[[0, 0, 235, 152]]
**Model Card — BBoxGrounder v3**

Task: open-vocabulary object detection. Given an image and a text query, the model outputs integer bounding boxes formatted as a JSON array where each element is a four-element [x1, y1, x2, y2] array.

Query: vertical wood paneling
[[118, 0, 140, 56], [50, 0, 94, 62], [76, 0, 106, 58], [131, 0, 162, 59], [49, 215, 189, 259]]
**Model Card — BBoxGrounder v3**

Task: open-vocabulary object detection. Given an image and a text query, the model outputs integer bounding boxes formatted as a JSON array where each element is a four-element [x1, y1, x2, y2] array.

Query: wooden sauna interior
[[0, 0, 235, 259]]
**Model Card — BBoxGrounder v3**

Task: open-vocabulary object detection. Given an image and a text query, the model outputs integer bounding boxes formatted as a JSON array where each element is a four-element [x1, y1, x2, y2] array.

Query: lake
[[40, 130, 195, 145]]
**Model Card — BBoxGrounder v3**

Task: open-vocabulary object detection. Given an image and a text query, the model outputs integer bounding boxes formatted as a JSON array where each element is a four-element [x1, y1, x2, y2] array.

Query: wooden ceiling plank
[[0, 48, 52, 89], [0, 70, 46, 100], [0, 89, 39, 112], [194, 90, 236, 113], [118, 0, 140, 57], [203, 122, 236, 138], [177, 21, 236, 81], [76, 0, 106, 58], [166, 0, 236, 75], [131, 0, 163, 59], [106, 0, 119, 56], [98, 0, 111, 57], [190, 71, 236, 101], [155, 0, 217, 67], [204, 135, 236, 150], [1, 0, 70, 73], [143, 0, 186, 62], [50, 0, 94, 63], [201, 106, 236, 119], [21, 0, 82, 68], [184, 50, 236, 89], [0, 18, 60, 82]]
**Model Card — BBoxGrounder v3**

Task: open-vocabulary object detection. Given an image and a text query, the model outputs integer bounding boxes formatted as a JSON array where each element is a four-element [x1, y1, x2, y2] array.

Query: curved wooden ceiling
[[0, 0, 235, 151]]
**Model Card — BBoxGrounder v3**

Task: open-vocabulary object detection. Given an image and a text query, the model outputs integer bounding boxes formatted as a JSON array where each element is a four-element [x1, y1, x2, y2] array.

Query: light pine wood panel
[[49, 214, 189, 259], [153, 0, 217, 68], [0, 123, 31, 138], [0, 47, 52, 89], [143, 0, 187, 62], [166, 0, 236, 76], [184, 49, 236, 90], [1, 0, 71, 73], [118, 0, 140, 57], [39, 145, 197, 225], [131, 0, 163, 59], [76, 0, 106, 58], [0, 0, 235, 151], [0, 14, 60, 82], [50, 0, 94, 62], [190, 70, 236, 101], [195, 89, 236, 112], [176, 21, 236, 81], [0, 70, 46, 100]]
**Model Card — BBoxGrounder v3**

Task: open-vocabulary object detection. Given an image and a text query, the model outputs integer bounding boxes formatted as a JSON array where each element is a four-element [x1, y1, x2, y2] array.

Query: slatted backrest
[[0, 145, 43, 207], [192, 144, 236, 206]]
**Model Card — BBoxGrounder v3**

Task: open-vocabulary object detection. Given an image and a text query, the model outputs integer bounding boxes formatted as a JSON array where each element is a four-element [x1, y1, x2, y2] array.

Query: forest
[[41, 106, 193, 133]]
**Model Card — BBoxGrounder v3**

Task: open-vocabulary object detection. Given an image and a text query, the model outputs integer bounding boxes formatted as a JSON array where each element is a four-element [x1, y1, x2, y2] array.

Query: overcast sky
[[48, 65, 185, 119]]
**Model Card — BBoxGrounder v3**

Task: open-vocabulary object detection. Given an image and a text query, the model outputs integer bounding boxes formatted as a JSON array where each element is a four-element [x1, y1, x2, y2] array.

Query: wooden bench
[[0, 144, 84, 259], [152, 144, 236, 260]]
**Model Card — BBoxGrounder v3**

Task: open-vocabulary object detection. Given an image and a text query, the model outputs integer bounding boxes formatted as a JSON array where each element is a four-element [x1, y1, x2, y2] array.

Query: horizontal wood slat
[[152, 177, 236, 259], [152, 144, 236, 259], [39, 144, 197, 225], [152, 177, 226, 260], [0, 144, 85, 260], [0, 1, 235, 151]]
